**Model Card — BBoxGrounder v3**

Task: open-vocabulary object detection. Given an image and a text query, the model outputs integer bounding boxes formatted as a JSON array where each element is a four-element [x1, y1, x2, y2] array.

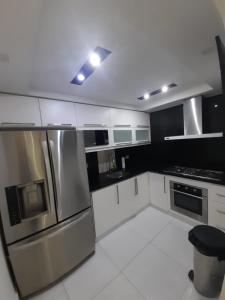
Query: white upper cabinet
[[133, 112, 150, 128], [75, 104, 110, 128], [110, 108, 135, 127], [0, 94, 41, 126], [110, 109, 150, 128], [39, 99, 76, 126]]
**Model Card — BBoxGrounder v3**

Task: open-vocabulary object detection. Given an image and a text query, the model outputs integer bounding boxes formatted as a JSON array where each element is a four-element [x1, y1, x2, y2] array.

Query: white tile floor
[[30, 207, 218, 300]]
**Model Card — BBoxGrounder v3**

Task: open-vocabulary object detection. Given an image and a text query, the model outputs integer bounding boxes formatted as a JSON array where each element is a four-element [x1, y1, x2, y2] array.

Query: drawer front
[[212, 202, 225, 231], [215, 192, 225, 205]]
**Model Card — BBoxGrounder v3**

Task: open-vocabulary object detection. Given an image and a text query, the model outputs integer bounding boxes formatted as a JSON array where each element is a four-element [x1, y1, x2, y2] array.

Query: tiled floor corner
[[29, 207, 219, 300]]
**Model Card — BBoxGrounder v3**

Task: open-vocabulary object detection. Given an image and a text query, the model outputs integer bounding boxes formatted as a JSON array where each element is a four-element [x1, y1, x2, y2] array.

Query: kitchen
[[0, 1, 225, 300]]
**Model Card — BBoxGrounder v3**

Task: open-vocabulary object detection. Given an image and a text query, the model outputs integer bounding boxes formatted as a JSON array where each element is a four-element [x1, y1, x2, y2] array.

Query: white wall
[[0, 236, 18, 300]]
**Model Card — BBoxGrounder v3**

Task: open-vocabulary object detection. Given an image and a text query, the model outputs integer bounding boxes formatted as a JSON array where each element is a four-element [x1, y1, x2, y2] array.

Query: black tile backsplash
[[115, 137, 225, 171]]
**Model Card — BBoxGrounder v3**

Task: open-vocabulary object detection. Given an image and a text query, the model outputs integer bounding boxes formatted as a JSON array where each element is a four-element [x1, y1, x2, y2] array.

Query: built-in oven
[[83, 130, 109, 148], [170, 181, 208, 223]]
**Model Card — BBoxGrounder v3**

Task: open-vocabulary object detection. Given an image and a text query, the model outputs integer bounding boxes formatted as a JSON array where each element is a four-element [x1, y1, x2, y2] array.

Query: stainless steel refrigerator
[[0, 128, 95, 297]]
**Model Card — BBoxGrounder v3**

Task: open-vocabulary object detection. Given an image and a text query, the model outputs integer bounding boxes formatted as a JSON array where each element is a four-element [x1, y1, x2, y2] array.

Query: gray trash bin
[[188, 225, 225, 298]]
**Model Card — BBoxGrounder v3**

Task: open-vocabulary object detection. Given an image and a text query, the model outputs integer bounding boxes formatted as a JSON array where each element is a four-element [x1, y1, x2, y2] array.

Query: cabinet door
[[92, 185, 122, 238], [39, 99, 76, 126], [134, 112, 150, 128], [113, 129, 133, 145], [149, 173, 169, 210], [76, 104, 110, 128], [118, 178, 136, 220], [119, 173, 150, 219], [110, 108, 136, 127], [134, 129, 150, 143], [135, 173, 150, 210], [0, 94, 41, 126]]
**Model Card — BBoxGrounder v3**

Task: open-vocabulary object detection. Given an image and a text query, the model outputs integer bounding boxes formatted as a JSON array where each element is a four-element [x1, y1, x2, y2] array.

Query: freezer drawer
[[8, 208, 95, 298]]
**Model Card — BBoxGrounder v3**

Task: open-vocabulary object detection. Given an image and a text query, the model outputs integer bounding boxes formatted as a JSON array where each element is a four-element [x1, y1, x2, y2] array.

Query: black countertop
[[89, 163, 225, 192]]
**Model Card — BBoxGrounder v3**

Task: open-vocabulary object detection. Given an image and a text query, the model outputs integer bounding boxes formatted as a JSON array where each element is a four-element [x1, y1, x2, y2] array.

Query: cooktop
[[163, 166, 224, 182]]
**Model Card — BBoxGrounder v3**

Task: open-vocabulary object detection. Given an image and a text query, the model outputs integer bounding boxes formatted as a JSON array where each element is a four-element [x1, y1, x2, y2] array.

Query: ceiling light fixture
[[77, 73, 85, 82], [162, 85, 169, 93], [137, 83, 177, 100], [89, 52, 101, 67], [71, 46, 112, 85], [144, 93, 150, 100]]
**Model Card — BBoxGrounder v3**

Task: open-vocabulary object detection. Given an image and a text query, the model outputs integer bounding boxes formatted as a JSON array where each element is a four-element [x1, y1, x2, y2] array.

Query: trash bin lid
[[188, 225, 225, 259]]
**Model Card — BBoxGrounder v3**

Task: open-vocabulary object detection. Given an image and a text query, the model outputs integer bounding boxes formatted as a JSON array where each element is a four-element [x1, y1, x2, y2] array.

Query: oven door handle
[[171, 189, 203, 200]]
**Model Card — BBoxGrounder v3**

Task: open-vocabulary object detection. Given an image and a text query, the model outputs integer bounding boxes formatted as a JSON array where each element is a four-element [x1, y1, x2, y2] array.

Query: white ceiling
[[0, 0, 224, 110]]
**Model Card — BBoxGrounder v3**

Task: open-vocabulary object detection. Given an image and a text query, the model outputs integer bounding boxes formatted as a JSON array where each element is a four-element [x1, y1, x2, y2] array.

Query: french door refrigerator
[[0, 128, 95, 297]]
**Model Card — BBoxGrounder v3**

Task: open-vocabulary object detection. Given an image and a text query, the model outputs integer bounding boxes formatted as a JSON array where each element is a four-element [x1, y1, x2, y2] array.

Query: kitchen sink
[[106, 170, 128, 179]]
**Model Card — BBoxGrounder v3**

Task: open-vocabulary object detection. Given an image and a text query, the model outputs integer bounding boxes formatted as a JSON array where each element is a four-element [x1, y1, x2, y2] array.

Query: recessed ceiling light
[[89, 52, 101, 67], [162, 85, 169, 93], [71, 46, 112, 85], [137, 83, 177, 100], [77, 73, 85, 82], [214, 104, 219, 108], [144, 93, 150, 100]]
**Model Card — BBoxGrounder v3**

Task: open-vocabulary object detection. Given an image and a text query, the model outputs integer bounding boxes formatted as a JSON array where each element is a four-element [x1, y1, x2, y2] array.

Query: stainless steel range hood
[[165, 96, 223, 140]]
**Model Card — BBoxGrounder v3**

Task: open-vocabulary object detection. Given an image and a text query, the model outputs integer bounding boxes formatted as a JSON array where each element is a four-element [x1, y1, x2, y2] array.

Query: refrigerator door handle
[[47, 139, 61, 215], [41, 140, 56, 212]]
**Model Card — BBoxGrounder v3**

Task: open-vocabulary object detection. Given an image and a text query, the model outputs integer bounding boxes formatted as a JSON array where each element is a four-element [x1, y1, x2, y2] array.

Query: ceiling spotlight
[[162, 85, 169, 93], [214, 104, 219, 108], [144, 93, 150, 100], [89, 52, 101, 67], [77, 73, 85, 82]]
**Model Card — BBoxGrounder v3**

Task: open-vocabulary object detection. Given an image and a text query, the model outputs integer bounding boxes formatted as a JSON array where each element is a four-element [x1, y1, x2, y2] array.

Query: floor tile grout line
[[89, 273, 122, 300], [149, 243, 191, 295], [84, 244, 123, 300], [62, 281, 72, 300], [99, 213, 173, 275], [62, 209, 189, 300], [122, 271, 149, 300], [116, 219, 172, 273], [97, 243, 123, 272], [151, 241, 192, 271]]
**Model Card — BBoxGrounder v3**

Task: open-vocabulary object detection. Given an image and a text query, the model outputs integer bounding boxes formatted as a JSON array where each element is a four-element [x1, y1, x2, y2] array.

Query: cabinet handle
[[216, 193, 225, 198], [216, 209, 225, 215], [83, 124, 106, 127], [137, 125, 149, 128], [134, 178, 138, 195], [114, 125, 131, 128], [163, 176, 166, 193], [116, 185, 120, 204], [115, 142, 132, 146], [48, 123, 73, 127], [1, 122, 35, 127]]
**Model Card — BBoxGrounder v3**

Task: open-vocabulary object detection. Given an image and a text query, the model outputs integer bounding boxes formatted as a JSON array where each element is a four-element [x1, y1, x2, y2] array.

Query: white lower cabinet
[[208, 186, 225, 231], [92, 173, 149, 238], [149, 172, 169, 211], [119, 173, 149, 217], [92, 185, 123, 238]]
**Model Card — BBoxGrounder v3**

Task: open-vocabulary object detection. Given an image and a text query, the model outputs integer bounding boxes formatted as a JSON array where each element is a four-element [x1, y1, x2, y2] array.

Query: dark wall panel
[[150, 105, 184, 143]]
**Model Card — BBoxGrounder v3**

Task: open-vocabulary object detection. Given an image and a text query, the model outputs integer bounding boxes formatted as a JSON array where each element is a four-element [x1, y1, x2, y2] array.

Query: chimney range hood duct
[[165, 96, 223, 140]]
